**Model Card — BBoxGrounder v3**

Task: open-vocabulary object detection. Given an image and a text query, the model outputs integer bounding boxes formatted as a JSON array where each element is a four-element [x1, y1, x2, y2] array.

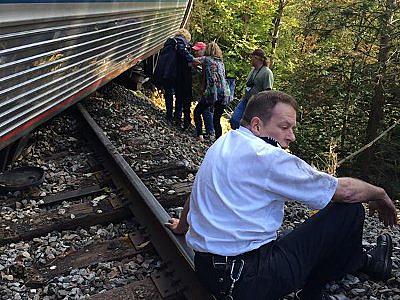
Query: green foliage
[[190, 0, 276, 97], [190, 0, 400, 199]]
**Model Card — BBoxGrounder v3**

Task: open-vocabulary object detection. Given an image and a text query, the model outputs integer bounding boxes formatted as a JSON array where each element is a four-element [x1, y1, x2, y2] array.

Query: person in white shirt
[[166, 91, 397, 300]]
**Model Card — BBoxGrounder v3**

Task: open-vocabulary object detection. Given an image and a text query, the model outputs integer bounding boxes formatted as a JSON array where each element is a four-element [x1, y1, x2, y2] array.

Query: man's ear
[[250, 117, 261, 136]]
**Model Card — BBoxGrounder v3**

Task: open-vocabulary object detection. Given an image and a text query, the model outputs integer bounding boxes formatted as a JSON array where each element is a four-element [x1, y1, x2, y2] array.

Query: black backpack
[[153, 38, 178, 89]]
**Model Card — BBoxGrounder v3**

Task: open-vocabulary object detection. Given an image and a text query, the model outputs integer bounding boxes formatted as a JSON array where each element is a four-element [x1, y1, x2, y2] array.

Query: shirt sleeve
[[262, 68, 274, 90], [176, 38, 194, 63], [263, 150, 338, 209]]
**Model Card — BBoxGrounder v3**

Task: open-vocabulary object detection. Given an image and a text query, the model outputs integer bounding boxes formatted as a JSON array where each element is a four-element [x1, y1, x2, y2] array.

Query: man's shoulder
[[260, 66, 273, 76], [266, 67, 274, 76], [175, 36, 188, 46]]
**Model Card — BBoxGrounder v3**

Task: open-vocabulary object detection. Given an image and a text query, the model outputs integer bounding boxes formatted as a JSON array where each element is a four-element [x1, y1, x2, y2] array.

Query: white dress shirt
[[186, 127, 338, 256]]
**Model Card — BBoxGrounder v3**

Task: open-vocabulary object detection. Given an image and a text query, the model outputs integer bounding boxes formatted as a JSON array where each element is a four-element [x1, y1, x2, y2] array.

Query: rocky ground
[[84, 83, 400, 300], [0, 81, 398, 299], [0, 223, 159, 299], [0, 113, 161, 299]]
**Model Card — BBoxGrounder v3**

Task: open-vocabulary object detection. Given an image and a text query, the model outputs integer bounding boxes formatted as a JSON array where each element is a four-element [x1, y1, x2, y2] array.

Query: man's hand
[[334, 178, 398, 227], [192, 58, 201, 65], [165, 218, 188, 235], [368, 193, 398, 227]]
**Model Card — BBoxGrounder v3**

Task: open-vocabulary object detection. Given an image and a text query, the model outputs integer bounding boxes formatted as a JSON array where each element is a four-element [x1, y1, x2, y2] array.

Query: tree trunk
[[270, 0, 288, 67], [361, 0, 397, 177], [340, 8, 367, 150]]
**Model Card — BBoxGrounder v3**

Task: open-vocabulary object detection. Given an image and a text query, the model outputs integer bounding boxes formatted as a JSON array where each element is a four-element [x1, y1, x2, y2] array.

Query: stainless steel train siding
[[0, 0, 192, 149]]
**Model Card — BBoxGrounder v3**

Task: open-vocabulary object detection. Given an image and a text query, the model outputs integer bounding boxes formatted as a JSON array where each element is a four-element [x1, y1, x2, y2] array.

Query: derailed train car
[[0, 0, 192, 162]]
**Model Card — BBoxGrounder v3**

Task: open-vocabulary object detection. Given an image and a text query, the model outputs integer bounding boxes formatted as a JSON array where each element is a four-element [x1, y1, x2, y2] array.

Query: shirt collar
[[238, 126, 281, 148], [238, 126, 253, 135]]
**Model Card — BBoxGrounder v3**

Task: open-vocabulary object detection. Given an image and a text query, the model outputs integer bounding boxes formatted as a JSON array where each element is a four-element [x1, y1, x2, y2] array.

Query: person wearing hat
[[192, 41, 207, 53], [230, 48, 274, 129], [192, 42, 215, 139]]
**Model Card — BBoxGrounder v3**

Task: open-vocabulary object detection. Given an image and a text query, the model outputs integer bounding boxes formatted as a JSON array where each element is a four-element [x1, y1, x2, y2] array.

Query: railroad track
[[0, 101, 207, 299], [75, 103, 207, 299], [3, 81, 399, 300]]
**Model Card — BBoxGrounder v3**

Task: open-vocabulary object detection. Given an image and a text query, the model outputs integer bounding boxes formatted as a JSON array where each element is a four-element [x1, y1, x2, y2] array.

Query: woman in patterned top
[[194, 42, 231, 140]]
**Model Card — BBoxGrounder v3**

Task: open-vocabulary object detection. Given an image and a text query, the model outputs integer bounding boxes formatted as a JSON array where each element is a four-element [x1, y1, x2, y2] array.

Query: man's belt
[[195, 246, 260, 264]]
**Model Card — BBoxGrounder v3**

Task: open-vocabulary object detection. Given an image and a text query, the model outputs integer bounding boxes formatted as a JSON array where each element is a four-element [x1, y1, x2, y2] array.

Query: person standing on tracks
[[166, 91, 397, 300], [230, 49, 273, 130], [173, 28, 197, 130], [192, 41, 215, 139], [193, 42, 230, 140], [153, 29, 198, 128]]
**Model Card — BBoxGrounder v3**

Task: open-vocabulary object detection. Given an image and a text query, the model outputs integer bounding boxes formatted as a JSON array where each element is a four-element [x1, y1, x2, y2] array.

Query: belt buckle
[[212, 255, 228, 270]]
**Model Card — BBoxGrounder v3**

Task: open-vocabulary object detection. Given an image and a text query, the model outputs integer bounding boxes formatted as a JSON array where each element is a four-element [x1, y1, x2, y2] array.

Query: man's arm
[[333, 177, 397, 227], [175, 38, 195, 64], [333, 177, 386, 203], [165, 196, 190, 235]]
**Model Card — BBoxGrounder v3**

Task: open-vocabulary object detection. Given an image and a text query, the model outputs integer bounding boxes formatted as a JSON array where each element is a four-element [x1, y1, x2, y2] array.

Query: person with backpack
[[194, 42, 230, 139], [230, 49, 274, 129], [153, 29, 198, 127], [192, 41, 215, 139], [174, 29, 198, 130]]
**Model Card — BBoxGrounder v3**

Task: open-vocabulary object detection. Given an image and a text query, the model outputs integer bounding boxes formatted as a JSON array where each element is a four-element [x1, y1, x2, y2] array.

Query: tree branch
[[338, 118, 400, 166]]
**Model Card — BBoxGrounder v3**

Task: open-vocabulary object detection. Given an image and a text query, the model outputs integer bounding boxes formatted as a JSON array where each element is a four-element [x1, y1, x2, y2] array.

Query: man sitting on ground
[[167, 91, 397, 300]]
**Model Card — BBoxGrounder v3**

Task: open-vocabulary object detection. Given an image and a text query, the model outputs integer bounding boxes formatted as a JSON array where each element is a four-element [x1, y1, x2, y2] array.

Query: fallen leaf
[[120, 125, 134, 132]]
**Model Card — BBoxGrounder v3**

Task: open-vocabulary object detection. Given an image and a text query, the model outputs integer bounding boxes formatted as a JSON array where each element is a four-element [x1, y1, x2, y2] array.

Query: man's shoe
[[362, 233, 393, 281]]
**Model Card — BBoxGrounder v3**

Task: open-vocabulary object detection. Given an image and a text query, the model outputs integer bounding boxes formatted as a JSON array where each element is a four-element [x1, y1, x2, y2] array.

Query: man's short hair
[[240, 91, 298, 126]]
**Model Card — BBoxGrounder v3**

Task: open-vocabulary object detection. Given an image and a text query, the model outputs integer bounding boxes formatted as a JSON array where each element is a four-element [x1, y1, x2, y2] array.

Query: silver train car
[[0, 0, 192, 156]]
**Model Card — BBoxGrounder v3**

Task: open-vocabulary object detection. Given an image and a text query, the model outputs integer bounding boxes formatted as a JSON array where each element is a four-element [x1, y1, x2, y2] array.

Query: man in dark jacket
[[174, 29, 196, 129], [153, 37, 178, 123], [153, 29, 197, 128]]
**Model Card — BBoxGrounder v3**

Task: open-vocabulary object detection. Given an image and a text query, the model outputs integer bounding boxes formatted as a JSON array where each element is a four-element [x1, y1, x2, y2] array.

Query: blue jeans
[[203, 107, 214, 135], [194, 102, 225, 138], [230, 98, 248, 129]]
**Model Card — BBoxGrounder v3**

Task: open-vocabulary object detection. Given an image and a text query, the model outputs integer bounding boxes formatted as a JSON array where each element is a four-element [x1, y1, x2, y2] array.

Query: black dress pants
[[174, 86, 191, 127], [194, 202, 365, 300]]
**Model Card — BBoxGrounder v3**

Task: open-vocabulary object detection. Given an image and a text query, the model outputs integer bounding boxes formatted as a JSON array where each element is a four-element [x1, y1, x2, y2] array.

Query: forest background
[[189, 0, 400, 201]]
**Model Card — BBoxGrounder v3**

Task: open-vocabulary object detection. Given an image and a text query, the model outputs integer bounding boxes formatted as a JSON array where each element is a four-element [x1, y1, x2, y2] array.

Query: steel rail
[[75, 103, 208, 300]]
